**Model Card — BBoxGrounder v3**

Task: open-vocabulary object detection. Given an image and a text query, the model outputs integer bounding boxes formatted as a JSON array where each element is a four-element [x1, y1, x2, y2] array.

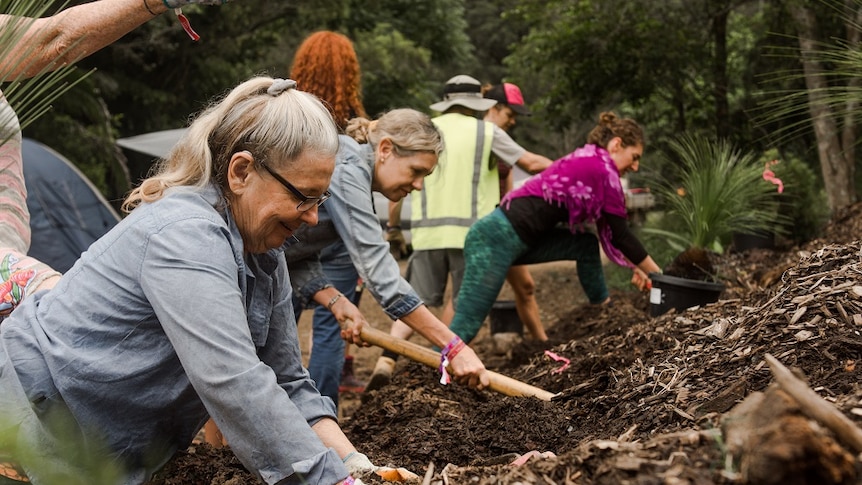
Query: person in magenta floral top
[[449, 112, 662, 344]]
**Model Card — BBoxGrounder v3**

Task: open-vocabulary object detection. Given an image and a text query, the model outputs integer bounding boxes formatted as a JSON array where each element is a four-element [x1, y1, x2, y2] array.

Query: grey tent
[[23, 138, 121, 273], [116, 128, 186, 160], [116, 128, 187, 184]]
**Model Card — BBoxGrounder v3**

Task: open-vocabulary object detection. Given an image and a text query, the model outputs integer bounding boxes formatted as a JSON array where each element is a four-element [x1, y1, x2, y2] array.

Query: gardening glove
[[343, 452, 377, 478], [385, 226, 408, 260], [163, 0, 232, 6]]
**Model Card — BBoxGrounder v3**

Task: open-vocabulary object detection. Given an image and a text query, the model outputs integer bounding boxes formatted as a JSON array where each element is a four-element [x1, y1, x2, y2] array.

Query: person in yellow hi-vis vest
[[370, 75, 552, 390]]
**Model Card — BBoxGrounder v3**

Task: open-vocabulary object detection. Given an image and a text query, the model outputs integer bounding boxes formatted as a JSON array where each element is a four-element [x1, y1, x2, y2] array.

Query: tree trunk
[[841, 0, 861, 176], [788, 2, 856, 213]]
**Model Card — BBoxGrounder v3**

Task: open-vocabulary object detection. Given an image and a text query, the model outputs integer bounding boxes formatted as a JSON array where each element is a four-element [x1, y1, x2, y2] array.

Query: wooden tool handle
[[357, 324, 556, 401]]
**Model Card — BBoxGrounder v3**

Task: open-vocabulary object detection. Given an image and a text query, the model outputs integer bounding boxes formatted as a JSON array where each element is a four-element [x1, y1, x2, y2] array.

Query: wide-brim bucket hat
[[429, 75, 497, 112]]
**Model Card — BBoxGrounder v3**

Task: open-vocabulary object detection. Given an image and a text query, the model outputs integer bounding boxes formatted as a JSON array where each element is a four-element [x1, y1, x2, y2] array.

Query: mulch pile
[[149, 202, 862, 485]]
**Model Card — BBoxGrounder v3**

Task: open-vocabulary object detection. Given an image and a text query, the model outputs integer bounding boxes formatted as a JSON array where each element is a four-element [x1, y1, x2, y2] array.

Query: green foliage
[[0, 406, 123, 484], [644, 135, 785, 252], [464, 0, 526, 83], [505, 0, 713, 133], [344, 0, 476, 115], [346, 0, 473, 68], [354, 25, 435, 117], [501, 0, 828, 178]]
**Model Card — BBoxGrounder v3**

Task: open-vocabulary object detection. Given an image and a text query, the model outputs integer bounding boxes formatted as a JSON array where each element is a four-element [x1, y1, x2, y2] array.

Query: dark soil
[[148, 203, 862, 485]]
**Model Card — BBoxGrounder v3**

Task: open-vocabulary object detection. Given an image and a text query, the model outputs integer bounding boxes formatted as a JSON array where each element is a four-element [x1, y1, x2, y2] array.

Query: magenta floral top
[[501, 144, 630, 267]]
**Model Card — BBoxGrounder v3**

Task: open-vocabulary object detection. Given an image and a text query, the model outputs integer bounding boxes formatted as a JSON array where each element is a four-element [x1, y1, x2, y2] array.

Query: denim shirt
[[285, 135, 422, 319], [0, 185, 348, 485]]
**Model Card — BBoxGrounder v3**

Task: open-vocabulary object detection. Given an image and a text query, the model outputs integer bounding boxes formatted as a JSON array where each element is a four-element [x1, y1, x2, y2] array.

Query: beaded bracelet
[[326, 293, 343, 311], [438, 335, 464, 385]]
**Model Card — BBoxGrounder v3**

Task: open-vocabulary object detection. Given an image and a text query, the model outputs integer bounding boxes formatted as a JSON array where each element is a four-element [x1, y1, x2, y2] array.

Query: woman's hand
[[449, 345, 491, 390], [332, 298, 370, 347], [631, 268, 651, 291]]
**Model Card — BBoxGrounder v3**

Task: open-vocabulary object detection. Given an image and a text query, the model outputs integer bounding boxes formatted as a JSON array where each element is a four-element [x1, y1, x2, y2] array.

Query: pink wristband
[[438, 336, 464, 385], [447, 340, 466, 361]]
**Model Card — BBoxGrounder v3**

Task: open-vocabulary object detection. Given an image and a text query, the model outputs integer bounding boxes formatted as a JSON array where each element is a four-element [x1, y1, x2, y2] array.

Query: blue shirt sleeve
[[326, 144, 423, 319]]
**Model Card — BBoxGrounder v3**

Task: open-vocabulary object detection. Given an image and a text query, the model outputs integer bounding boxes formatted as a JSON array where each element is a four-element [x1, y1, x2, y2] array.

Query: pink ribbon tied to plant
[[762, 159, 784, 193]]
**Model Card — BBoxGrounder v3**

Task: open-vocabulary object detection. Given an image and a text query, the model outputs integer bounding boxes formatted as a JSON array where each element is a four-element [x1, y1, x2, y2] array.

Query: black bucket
[[648, 273, 724, 317], [489, 300, 523, 335]]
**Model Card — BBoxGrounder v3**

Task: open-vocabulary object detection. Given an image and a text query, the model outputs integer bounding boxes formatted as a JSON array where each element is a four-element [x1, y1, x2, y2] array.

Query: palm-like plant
[[1, 0, 87, 143], [646, 134, 785, 256]]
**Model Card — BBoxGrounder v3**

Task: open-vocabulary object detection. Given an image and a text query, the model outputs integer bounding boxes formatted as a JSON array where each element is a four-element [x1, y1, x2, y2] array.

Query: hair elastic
[[268, 79, 297, 97]]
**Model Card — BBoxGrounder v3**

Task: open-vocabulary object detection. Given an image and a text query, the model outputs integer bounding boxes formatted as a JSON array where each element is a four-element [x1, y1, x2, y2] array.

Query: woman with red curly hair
[[290, 31, 368, 131], [286, 31, 371, 407]]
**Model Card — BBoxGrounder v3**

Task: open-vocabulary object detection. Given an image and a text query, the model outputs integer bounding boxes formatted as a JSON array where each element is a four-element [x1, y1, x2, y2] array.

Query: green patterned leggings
[[449, 208, 608, 343]]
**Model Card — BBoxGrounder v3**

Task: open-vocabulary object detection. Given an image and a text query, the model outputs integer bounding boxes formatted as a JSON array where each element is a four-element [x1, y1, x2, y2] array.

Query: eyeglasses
[[258, 160, 331, 212]]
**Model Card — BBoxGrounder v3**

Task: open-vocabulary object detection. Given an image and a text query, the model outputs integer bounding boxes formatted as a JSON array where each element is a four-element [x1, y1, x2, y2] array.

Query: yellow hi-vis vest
[[410, 112, 499, 250]]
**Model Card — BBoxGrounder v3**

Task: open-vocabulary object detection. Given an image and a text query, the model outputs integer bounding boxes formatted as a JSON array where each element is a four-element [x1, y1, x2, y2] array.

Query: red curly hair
[[290, 31, 367, 131]]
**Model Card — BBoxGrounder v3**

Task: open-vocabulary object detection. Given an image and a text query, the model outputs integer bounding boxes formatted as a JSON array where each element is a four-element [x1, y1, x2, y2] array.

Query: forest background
[[16, 0, 862, 225]]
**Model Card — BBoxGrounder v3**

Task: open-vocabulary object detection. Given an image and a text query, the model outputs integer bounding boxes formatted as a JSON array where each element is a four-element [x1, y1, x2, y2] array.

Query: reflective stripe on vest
[[410, 113, 498, 250]]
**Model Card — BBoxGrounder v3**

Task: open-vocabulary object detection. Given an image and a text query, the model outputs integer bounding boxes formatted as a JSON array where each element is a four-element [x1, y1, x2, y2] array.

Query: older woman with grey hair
[[0, 77, 371, 485]]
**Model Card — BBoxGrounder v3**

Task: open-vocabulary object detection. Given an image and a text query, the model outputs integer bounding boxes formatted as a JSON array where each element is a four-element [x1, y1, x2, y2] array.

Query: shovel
[[351, 322, 557, 401]]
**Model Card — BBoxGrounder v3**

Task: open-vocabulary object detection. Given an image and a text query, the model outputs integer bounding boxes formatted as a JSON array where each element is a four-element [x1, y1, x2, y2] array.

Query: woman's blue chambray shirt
[[285, 135, 422, 318], [0, 185, 349, 485]]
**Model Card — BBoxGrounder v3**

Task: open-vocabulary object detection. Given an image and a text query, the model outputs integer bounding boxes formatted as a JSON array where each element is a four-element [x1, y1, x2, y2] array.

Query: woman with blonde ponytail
[[0, 76, 372, 485], [285, 108, 491, 403]]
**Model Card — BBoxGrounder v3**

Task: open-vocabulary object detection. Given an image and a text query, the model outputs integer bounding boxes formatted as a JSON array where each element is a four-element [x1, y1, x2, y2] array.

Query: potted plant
[[644, 135, 786, 315]]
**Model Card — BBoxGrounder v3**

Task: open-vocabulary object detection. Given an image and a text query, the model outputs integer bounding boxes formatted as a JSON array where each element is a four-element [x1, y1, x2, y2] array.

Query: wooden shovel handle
[[356, 324, 556, 401]]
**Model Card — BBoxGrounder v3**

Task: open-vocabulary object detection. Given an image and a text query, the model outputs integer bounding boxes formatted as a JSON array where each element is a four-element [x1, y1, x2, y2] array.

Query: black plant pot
[[488, 300, 523, 335], [648, 273, 724, 317]]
